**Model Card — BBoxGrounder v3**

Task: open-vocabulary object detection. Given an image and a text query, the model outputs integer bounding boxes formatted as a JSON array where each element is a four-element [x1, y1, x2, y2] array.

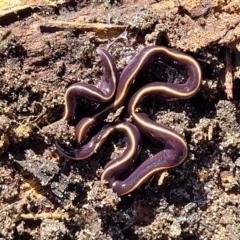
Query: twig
[[33, 13, 126, 31]]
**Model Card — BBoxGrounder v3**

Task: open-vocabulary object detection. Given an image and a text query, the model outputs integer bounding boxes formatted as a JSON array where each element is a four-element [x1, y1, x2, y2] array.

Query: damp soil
[[0, 0, 240, 239]]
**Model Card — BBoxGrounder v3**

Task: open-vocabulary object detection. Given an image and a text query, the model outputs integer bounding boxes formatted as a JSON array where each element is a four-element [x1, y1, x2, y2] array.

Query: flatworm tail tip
[[55, 141, 75, 158]]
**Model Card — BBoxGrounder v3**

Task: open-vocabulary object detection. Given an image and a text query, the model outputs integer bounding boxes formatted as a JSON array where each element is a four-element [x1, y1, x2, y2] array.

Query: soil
[[0, 0, 240, 239]]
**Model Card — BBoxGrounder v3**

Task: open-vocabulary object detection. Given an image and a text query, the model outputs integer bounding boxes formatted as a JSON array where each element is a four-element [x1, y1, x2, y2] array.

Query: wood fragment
[[0, 6, 32, 18], [158, 170, 169, 186], [224, 48, 233, 99], [16, 212, 74, 220]]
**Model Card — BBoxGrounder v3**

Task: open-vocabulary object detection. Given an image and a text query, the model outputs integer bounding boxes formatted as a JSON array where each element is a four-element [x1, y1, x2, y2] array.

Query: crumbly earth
[[0, 0, 240, 239]]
